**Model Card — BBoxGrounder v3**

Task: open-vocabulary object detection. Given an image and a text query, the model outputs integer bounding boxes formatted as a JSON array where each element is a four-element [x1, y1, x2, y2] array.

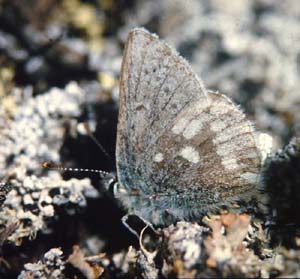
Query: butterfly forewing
[[117, 28, 208, 192]]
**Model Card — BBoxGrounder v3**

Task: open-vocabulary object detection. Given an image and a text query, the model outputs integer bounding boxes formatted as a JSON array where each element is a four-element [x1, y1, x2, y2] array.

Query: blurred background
[[1, 0, 300, 278]]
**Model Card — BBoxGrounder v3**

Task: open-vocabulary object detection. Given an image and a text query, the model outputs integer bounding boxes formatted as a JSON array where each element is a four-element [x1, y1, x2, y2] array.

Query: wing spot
[[222, 156, 239, 170], [154, 153, 164, 162], [183, 119, 203, 139], [210, 120, 227, 133], [179, 146, 200, 164], [172, 118, 189, 135], [240, 172, 258, 184]]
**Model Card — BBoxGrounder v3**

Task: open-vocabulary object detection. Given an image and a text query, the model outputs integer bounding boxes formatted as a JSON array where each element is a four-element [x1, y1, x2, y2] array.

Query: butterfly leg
[[121, 214, 159, 240], [136, 215, 159, 235], [139, 224, 157, 261], [121, 214, 140, 239]]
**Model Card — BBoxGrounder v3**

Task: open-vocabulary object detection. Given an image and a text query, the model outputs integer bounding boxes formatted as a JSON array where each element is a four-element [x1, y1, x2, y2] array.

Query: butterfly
[[113, 28, 261, 227]]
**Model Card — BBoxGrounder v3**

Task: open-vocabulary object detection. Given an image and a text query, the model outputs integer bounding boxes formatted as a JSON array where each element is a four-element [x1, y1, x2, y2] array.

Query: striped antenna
[[42, 161, 111, 178], [83, 122, 113, 164]]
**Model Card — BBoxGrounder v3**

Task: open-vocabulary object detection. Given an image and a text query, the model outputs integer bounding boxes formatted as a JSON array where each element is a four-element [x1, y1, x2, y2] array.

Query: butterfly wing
[[116, 28, 261, 224]]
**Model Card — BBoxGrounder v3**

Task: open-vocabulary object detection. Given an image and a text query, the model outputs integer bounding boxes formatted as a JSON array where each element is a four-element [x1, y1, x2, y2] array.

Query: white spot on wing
[[179, 146, 200, 164], [172, 118, 189, 134], [210, 120, 227, 133], [222, 157, 239, 170], [183, 119, 203, 139], [210, 102, 231, 115], [154, 153, 164, 162], [240, 172, 258, 184]]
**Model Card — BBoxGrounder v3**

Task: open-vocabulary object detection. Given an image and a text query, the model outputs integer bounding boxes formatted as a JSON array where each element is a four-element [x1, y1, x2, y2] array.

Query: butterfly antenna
[[83, 122, 114, 165], [42, 161, 112, 178]]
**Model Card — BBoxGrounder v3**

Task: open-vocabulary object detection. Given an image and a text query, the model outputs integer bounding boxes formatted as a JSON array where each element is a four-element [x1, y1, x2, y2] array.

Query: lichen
[[18, 248, 65, 279], [0, 82, 98, 244]]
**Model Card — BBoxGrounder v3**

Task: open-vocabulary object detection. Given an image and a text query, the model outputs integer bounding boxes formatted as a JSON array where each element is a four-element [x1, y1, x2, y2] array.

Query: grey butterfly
[[113, 28, 261, 227]]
